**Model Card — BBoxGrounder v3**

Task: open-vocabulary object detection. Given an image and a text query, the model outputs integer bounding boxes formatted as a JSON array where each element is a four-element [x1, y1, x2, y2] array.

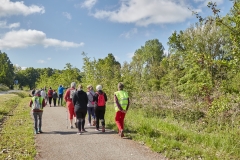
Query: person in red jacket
[[48, 87, 53, 107], [64, 82, 77, 128], [29, 90, 46, 134]]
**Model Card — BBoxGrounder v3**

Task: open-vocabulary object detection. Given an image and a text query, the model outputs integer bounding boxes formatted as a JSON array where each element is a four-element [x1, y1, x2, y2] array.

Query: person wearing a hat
[[29, 90, 46, 134], [86, 85, 96, 126], [93, 85, 108, 132]]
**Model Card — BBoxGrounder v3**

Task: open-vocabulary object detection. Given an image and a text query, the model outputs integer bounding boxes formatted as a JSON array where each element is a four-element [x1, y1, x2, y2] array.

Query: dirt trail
[[35, 106, 166, 160]]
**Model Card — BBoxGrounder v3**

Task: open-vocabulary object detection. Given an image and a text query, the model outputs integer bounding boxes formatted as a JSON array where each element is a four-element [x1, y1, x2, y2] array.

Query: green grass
[[0, 85, 9, 91], [105, 104, 240, 159], [0, 94, 21, 120], [0, 95, 36, 159]]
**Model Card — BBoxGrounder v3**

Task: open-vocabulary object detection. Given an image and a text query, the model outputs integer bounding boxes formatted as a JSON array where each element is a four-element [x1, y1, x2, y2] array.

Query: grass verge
[[0, 94, 21, 120], [0, 96, 36, 159], [105, 104, 240, 159]]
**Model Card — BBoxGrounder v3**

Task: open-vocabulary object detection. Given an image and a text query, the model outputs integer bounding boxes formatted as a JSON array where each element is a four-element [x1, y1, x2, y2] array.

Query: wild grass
[[0, 84, 8, 91], [10, 91, 31, 98], [0, 97, 35, 159], [0, 94, 21, 120], [105, 104, 240, 159]]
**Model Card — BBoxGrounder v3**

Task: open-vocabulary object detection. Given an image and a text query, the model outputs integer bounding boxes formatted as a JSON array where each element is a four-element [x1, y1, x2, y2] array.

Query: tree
[[36, 63, 82, 90], [167, 22, 231, 102], [0, 52, 14, 87], [130, 39, 165, 91], [192, 1, 240, 94], [81, 52, 121, 98], [19, 67, 40, 89]]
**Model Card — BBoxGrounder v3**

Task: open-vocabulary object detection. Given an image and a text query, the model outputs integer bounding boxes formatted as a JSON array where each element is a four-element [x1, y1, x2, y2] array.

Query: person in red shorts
[[64, 82, 77, 128]]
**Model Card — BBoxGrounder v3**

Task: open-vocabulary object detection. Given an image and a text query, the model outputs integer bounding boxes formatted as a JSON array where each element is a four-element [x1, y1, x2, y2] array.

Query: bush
[[0, 84, 9, 91]]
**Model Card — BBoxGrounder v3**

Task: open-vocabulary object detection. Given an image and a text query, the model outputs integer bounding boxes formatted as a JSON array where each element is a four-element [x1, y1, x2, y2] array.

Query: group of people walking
[[29, 82, 130, 138], [31, 85, 67, 107]]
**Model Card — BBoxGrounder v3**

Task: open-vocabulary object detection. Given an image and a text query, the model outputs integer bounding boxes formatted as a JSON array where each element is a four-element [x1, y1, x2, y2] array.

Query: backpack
[[52, 92, 57, 98], [97, 92, 105, 106], [70, 89, 76, 99], [32, 97, 41, 110], [48, 90, 53, 96]]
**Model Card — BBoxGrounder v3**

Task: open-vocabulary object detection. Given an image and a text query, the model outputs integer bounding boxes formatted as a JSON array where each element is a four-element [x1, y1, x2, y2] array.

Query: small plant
[[209, 95, 231, 116]]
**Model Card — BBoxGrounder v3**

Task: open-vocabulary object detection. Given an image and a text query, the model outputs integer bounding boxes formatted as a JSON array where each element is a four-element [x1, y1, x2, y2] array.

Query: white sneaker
[[88, 123, 91, 126]]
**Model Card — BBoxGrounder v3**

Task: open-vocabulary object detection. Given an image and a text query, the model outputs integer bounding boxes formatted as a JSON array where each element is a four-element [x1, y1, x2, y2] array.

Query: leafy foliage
[[0, 52, 14, 88]]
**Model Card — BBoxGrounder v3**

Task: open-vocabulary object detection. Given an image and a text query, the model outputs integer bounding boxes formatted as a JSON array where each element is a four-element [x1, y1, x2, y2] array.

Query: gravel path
[[35, 106, 166, 160]]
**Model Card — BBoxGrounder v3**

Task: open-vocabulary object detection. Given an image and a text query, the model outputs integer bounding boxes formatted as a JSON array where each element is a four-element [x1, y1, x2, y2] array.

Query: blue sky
[[0, 0, 233, 70]]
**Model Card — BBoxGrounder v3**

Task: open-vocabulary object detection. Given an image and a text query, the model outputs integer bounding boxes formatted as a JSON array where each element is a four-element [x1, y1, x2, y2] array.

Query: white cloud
[[62, 12, 72, 20], [81, 0, 97, 9], [92, 0, 195, 26], [127, 52, 134, 58], [0, 21, 20, 29], [0, 29, 85, 49], [0, 0, 45, 17], [47, 57, 51, 60], [120, 28, 138, 38], [15, 64, 27, 70], [37, 60, 46, 64]]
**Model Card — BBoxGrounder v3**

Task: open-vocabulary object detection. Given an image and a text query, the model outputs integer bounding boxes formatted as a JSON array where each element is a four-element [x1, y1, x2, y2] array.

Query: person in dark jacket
[[52, 90, 58, 107], [93, 85, 108, 132], [72, 84, 88, 135]]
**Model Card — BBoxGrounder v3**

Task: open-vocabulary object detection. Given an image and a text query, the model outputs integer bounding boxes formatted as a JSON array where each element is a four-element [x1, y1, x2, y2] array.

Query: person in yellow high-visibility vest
[[114, 82, 130, 138]]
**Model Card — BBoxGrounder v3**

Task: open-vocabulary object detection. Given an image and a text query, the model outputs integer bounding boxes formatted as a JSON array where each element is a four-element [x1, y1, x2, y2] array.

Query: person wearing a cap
[[86, 85, 96, 126], [64, 82, 77, 128], [93, 85, 108, 132], [114, 82, 130, 138], [29, 90, 46, 134]]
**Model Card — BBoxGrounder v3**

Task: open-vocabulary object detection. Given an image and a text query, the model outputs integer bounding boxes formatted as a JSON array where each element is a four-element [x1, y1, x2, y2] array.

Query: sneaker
[[34, 131, 39, 134], [95, 128, 100, 131], [38, 130, 43, 133], [120, 130, 124, 138], [70, 126, 74, 129], [82, 129, 87, 132], [88, 123, 91, 126], [77, 132, 82, 135]]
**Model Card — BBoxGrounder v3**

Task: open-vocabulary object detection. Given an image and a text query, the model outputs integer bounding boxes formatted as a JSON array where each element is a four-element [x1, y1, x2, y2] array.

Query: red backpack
[[97, 92, 105, 106]]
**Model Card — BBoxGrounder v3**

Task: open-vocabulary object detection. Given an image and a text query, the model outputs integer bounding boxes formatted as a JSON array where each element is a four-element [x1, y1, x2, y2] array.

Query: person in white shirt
[[40, 89, 47, 104]]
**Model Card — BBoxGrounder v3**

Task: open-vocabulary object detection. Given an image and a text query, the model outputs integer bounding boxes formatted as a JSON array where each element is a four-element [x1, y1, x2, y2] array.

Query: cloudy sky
[[0, 0, 233, 70]]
